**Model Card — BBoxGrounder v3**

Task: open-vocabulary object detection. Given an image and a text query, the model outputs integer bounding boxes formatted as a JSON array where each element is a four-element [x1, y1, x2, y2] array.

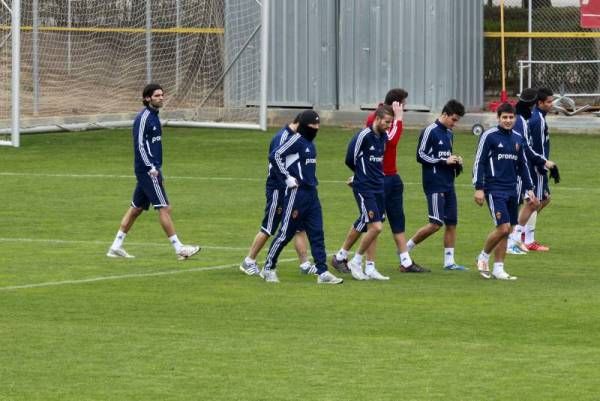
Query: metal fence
[[484, 0, 600, 105]]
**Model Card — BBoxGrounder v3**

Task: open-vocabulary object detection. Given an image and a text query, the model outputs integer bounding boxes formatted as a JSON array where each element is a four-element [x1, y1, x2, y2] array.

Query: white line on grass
[[0, 257, 297, 292], [0, 237, 248, 251], [0, 171, 590, 191]]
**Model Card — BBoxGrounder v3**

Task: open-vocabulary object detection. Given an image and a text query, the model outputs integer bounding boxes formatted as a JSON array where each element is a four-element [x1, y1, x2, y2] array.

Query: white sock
[[511, 225, 524, 242], [493, 262, 504, 275], [479, 251, 490, 262], [406, 239, 416, 251], [336, 248, 349, 261], [245, 256, 256, 265], [299, 261, 312, 269], [111, 230, 126, 250], [169, 234, 183, 253], [365, 260, 376, 274], [399, 251, 413, 268], [444, 248, 455, 267], [525, 212, 537, 244], [351, 253, 363, 265]]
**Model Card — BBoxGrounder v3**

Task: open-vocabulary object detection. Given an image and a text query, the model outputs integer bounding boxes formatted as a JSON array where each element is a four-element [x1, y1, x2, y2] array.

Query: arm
[[387, 101, 404, 143], [136, 113, 159, 175], [472, 133, 490, 191], [345, 133, 363, 172], [416, 127, 447, 165], [269, 134, 301, 183]]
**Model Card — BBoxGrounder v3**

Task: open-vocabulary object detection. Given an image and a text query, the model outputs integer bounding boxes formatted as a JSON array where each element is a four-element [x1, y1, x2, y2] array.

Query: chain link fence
[[484, 0, 600, 107]]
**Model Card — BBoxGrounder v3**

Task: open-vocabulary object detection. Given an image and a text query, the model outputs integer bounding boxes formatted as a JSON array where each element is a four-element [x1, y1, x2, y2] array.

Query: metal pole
[[259, 0, 269, 131], [145, 0, 152, 83], [175, 0, 180, 93], [11, 0, 20, 147], [32, 0, 39, 115], [500, 0, 507, 102], [528, 0, 532, 87], [67, 0, 71, 74]]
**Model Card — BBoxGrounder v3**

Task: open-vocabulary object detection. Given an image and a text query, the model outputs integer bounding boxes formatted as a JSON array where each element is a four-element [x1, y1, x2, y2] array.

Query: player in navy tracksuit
[[343, 105, 394, 281], [260, 110, 343, 284], [522, 87, 555, 251], [239, 119, 312, 276], [473, 103, 537, 280], [406, 100, 467, 271], [507, 89, 556, 254], [107, 83, 199, 260]]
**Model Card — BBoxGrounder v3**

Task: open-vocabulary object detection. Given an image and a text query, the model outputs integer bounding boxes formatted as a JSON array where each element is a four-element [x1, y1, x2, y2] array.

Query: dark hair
[[375, 104, 394, 119], [496, 102, 515, 117], [519, 88, 537, 104], [537, 87, 554, 103], [384, 88, 408, 105], [142, 83, 163, 106], [442, 99, 465, 117]]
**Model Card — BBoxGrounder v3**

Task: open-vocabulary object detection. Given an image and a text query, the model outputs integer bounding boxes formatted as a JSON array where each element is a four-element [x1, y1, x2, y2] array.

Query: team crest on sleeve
[[277, 207, 283, 215], [292, 210, 299, 219]]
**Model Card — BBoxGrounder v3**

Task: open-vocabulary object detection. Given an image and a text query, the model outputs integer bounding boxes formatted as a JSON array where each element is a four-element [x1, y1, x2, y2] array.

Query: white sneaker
[[506, 244, 527, 255], [260, 268, 279, 283], [347, 259, 368, 280], [365, 267, 390, 281], [239, 260, 260, 276], [492, 270, 518, 280], [106, 247, 135, 258], [477, 258, 491, 279], [177, 244, 200, 260], [299, 262, 318, 275], [317, 271, 343, 284]]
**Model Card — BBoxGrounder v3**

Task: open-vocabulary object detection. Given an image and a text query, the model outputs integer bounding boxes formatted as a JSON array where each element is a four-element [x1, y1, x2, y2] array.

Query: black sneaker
[[330, 255, 350, 274], [399, 262, 431, 273]]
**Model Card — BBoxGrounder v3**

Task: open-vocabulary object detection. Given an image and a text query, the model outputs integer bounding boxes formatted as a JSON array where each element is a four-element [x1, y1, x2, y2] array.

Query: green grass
[[1, 126, 599, 401]]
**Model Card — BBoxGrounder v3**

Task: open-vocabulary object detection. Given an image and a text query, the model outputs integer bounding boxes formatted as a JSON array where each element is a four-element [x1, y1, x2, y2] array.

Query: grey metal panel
[[267, 0, 337, 109], [338, 0, 483, 111]]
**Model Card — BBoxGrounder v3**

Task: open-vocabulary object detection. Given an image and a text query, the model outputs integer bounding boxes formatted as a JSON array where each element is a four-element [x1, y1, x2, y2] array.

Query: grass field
[[1, 125, 600, 401]]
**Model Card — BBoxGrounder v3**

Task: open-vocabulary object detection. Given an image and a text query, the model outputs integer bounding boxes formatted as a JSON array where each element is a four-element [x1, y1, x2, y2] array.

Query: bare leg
[[356, 222, 383, 255], [118, 207, 144, 233], [443, 225, 456, 248], [483, 223, 511, 254], [410, 222, 442, 245], [293, 231, 309, 264], [341, 226, 362, 252], [247, 231, 270, 260], [157, 206, 176, 237]]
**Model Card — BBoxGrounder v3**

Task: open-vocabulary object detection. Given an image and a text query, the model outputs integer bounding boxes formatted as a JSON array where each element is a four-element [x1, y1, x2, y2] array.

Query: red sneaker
[[526, 241, 550, 252]]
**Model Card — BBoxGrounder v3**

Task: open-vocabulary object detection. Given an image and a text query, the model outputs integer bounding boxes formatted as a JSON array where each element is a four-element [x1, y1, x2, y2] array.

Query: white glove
[[285, 176, 298, 188]]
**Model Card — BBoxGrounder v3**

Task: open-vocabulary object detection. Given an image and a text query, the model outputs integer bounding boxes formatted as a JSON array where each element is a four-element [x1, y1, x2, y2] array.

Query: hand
[[524, 190, 540, 207], [148, 167, 159, 177], [446, 155, 460, 165], [474, 190, 485, 206], [456, 155, 464, 165], [285, 176, 298, 188], [545, 160, 556, 169], [392, 101, 404, 121], [346, 175, 354, 187]]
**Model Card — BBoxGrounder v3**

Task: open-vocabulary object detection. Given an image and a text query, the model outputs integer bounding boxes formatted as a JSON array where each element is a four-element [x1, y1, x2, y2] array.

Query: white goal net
[[0, 0, 268, 146]]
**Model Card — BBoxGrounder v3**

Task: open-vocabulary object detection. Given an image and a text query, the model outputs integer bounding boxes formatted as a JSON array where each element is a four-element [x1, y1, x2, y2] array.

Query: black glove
[[549, 165, 560, 184], [454, 163, 463, 177]]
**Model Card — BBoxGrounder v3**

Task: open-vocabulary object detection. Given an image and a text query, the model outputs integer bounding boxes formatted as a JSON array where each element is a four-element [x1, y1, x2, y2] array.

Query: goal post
[[0, 0, 269, 147]]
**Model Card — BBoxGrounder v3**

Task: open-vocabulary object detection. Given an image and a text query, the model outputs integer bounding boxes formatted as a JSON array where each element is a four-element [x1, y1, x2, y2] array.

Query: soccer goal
[[0, 0, 269, 147]]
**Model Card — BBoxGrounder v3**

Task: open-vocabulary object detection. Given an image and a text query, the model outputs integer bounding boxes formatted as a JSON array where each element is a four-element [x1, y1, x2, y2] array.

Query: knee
[[498, 224, 511, 236], [131, 207, 144, 217], [369, 222, 383, 234], [159, 205, 172, 215]]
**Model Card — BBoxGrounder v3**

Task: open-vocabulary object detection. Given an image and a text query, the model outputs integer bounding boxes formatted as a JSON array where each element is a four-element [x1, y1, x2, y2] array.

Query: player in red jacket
[[331, 88, 429, 275]]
